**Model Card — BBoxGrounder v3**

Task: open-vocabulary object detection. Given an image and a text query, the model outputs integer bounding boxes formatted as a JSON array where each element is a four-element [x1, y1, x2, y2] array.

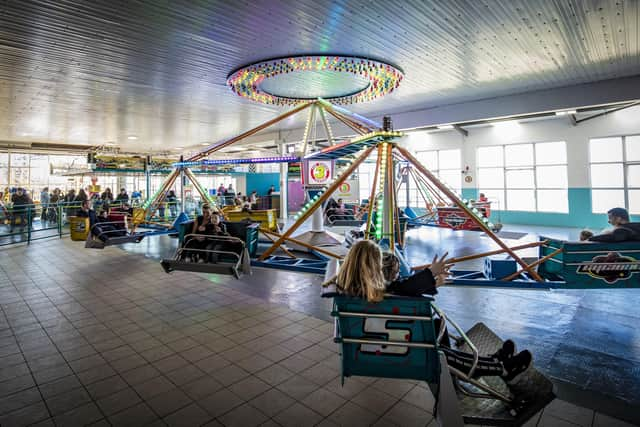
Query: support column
[[145, 155, 151, 202], [179, 157, 185, 213], [278, 145, 288, 221]]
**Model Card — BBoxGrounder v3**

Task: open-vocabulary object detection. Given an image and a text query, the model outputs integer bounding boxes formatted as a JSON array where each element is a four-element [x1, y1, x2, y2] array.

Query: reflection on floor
[[0, 237, 637, 427], [1, 222, 639, 426]]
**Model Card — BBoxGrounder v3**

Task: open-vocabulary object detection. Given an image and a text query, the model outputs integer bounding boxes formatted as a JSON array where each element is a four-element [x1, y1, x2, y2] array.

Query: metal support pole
[[179, 163, 185, 213], [382, 143, 393, 244], [145, 155, 151, 203], [279, 160, 288, 221]]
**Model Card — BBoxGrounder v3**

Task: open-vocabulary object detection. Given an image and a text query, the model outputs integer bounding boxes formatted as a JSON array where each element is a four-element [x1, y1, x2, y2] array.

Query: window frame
[[477, 141, 569, 213], [589, 135, 640, 214]]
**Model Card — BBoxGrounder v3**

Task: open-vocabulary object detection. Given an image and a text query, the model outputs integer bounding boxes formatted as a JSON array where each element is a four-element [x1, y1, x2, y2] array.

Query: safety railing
[[0, 203, 74, 246]]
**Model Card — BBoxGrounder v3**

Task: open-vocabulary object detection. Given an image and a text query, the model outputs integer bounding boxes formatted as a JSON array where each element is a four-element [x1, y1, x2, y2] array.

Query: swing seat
[[326, 293, 555, 426], [84, 221, 145, 249], [161, 234, 251, 279], [538, 237, 640, 289]]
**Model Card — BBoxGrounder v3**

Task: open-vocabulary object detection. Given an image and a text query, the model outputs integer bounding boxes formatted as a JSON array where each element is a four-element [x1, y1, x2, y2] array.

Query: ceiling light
[[555, 111, 567, 116], [566, 110, 577, 114], [127, 135, 138, 140], [173, 147, 183, 150], [437, 125, 454, 130], [201, 143, 210, 146]]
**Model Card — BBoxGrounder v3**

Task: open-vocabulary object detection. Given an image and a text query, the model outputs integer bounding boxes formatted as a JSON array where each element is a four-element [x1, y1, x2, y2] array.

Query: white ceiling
[[1, 0, 639, 153]]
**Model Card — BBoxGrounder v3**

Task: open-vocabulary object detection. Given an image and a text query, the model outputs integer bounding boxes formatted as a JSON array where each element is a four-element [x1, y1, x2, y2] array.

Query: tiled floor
[[0, 238, 638, 426]]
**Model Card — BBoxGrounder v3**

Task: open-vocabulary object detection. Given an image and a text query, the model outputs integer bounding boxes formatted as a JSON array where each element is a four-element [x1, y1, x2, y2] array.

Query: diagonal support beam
[[259, 145, 376, 260], [188, 101, 314, 162], [318, 107, 335, 146], [396, 145, 543, 281], [183, 168, 217, 207]]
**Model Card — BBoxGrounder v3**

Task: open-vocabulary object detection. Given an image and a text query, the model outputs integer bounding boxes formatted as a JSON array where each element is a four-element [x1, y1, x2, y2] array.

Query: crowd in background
[[1, 182, 278, 233]]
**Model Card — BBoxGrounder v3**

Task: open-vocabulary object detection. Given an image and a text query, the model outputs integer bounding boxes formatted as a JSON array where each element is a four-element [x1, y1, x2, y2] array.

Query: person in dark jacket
[[115, 188, 129, 205], [589, 207, 640, 242], [167, 190, 178, 217], [10, 188, 33, 232]]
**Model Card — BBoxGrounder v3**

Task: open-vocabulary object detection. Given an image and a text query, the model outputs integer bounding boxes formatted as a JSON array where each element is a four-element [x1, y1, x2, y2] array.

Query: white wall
[[401, 105, 640, 189]]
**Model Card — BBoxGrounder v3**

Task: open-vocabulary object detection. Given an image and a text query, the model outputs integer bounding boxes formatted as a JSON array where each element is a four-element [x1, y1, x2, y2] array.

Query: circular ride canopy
[[227, 55, 403, 106]]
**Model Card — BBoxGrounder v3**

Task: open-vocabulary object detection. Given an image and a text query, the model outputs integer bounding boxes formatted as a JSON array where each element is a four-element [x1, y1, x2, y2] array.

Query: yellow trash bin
[[132, 207, 145, 225], [69, 216, 90, 241]]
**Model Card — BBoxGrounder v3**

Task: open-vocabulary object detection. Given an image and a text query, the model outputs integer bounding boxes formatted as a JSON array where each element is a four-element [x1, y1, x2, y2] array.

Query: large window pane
[[0, 153, 8, 184], [11, 153, 29, 167], [438, 150, 460, 169], [437, 170, 461, 192], [478, 168, 504, 188], [478, 146, 503, 167], [626, 135, 640, 161], [537, 189, 568, 213], [629, 190, 640, 215], [505, 144, 533, 167], [481, 189, 505, 210], [535, 141, 567, 165], [592, 189, 625, 213], [590, 137, 623, 163], [628, 165, 640, 188], [416, 151, 438, 169], [590, 164, 624, 188], [505, 169, 534, 188], [506, 189, 535, 211], [11, 167, 29, 185], [536, 165, 568, 188]]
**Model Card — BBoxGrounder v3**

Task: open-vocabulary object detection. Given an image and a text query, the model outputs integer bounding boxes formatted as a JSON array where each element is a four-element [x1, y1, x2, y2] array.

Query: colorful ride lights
[[227, 55, 404, 106], [172, 156, 299, 168]]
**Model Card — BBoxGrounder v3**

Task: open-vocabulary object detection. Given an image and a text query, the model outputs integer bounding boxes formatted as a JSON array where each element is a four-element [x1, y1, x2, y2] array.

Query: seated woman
[[205, 213, 244, 262], [325, 240, 531, 383], [183, 204, 216, 262]]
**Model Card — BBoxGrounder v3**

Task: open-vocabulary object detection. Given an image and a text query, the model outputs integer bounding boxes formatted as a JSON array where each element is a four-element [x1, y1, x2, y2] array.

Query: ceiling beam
[[572, 101, 640, 126], [453, 124, 468, 137]]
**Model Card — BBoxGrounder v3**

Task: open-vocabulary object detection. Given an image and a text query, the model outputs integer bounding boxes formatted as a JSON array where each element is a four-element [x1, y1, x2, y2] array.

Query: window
[[404, 149, 461, 207], [589, 135, 640, 214], [477, 141, 568, 212], [358, 162, 377, 202]]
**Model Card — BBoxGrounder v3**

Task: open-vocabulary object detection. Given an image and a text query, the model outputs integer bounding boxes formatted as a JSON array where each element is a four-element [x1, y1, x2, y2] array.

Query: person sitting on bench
[[325, 240, 532, 383], [588, 207, 640, 242]]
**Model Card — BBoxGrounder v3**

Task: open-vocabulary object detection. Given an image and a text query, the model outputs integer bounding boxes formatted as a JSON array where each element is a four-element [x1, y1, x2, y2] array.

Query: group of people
[[180, 203, 243, 263]]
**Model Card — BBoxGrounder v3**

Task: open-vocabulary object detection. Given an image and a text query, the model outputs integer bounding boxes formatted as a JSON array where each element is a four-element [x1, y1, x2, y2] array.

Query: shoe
[[502, 350, 532, 383], [491, 339, 516, 362]]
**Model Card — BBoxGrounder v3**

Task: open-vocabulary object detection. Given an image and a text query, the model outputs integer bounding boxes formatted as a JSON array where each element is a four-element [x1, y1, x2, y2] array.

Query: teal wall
[[461, 188, 639, 229], [246, 173, 280, 196]]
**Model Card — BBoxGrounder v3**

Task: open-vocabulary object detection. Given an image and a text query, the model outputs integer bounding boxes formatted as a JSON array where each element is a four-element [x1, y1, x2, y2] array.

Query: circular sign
[[339, 183, 351, 193], [310, 162, 330, 183]]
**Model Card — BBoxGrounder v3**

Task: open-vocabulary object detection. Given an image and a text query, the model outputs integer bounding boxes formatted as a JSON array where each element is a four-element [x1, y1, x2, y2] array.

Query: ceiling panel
[[0, 0, 639, 152]]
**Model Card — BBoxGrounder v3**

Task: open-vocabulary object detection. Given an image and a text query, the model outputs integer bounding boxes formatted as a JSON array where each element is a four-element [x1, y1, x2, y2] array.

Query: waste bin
[[69, 216, 90, 241]]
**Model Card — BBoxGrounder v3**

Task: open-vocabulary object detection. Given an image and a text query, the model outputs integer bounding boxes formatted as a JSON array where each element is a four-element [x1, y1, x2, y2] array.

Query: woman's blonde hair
[[326, 240, 386, 302]]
